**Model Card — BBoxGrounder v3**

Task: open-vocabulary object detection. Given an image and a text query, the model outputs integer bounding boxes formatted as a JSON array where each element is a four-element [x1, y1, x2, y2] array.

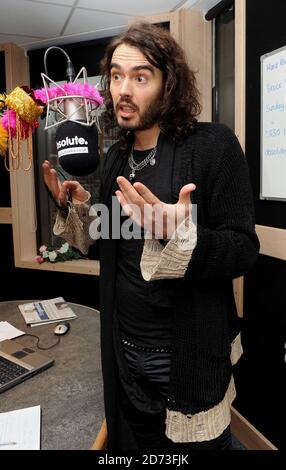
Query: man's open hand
[[42, 160, 89, 207], [116, 176, 196, 240]]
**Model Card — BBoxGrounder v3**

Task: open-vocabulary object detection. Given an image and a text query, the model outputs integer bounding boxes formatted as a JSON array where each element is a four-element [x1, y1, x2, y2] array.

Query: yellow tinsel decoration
[[5, 87, 42, 124], [0, 93, 6, 110], [0, 120, 8, 157]]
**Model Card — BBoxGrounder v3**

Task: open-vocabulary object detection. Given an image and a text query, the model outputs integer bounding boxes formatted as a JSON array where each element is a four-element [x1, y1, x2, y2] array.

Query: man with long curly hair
[[43, 22, 259, 451]]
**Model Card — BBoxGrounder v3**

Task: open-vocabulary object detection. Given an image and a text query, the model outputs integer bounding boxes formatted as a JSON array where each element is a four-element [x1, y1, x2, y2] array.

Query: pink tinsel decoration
[[1, 109, 39, 139], [1, 110, 17, 137], [34, 82, 104, 106]]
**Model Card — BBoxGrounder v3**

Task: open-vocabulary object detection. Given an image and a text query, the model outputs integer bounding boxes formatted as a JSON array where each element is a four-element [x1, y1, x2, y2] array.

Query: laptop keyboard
[[0, 356, 29, 386]]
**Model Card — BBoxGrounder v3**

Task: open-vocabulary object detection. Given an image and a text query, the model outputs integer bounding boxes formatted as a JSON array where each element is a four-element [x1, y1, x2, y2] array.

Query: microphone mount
[[40, 68, 103, 130]]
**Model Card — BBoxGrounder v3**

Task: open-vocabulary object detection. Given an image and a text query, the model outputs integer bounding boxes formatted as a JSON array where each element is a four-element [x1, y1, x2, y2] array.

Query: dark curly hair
[[100, 22, 201, 150]]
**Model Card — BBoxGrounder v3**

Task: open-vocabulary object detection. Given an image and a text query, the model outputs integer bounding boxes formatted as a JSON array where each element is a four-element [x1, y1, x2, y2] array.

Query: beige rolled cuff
[[53, 201, 96, 255], [140, 215, 197, 281]]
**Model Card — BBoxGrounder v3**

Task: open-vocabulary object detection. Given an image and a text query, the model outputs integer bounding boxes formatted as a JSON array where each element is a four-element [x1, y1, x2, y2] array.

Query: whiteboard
[[261, 45, 286, 200]]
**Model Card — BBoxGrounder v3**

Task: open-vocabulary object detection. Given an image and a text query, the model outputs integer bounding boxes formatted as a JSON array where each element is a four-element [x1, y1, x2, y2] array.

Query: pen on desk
[[0, 441, 17, 446]]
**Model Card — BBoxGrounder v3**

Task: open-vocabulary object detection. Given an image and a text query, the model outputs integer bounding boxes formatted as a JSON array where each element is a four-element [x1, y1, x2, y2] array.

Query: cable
[[23, 333, 60, 350], [43, 46, 75, 82]]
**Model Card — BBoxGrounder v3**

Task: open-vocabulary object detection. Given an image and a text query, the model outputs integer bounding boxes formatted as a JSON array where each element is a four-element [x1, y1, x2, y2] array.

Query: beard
[[114, 92, 162, 131]]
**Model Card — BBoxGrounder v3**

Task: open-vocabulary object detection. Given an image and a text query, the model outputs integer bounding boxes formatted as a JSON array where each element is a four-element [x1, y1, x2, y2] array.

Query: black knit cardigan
[[98, 122, 260, 450]]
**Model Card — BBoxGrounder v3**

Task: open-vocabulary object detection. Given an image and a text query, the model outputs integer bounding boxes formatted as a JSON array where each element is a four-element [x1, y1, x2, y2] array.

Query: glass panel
[[32, 23, 171, 258], [34, 75, 118, 257], [214, 4, 234, 129], [0, 51, 6, 91]]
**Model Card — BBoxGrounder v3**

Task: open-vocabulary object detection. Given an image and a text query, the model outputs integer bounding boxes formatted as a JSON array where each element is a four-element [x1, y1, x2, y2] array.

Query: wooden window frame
[[1, 42, 99, 275]]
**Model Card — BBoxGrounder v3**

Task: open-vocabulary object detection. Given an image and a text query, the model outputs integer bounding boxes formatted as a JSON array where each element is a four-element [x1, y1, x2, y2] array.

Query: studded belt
[[121, 338, 172, 353]]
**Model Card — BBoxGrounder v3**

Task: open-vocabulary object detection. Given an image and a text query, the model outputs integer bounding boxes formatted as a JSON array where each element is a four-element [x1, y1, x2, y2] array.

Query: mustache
[[116, 99, 138, 112]]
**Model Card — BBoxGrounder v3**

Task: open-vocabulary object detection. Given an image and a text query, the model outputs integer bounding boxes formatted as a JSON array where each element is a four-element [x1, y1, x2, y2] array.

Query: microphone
[[55, 121, 99, 176], [37, 47, 103, 176], [55, 94, 99, 176]]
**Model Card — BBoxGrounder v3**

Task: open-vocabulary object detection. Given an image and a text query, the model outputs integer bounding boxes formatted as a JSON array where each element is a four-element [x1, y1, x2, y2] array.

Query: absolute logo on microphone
[[56, 136, 88, 158], [55, 121, 99, 175]]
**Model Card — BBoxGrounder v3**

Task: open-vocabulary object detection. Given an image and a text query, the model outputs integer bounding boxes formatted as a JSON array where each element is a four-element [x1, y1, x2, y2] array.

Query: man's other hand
[[42, 160, 89, 207]]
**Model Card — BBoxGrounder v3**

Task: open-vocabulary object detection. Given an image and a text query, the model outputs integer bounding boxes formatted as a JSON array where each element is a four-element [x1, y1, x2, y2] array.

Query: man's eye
[[112, 74, 121, 81], [136, 76, 147, 83]]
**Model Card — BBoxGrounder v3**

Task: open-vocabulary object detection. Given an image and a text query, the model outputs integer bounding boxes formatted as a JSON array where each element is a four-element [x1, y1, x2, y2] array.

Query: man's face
[[109, 43, 163, 131]]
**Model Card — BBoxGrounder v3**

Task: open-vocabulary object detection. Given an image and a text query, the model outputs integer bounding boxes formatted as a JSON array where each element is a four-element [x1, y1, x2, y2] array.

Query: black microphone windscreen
[[55, 121, 99, 176]]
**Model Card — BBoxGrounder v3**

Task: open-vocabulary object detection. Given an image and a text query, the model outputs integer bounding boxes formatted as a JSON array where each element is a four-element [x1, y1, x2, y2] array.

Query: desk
[[0, 300, 104, 450]]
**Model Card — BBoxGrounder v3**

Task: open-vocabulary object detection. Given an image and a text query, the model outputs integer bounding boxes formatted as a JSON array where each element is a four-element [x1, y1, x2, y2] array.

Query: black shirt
[[115, 142, 175, 348]]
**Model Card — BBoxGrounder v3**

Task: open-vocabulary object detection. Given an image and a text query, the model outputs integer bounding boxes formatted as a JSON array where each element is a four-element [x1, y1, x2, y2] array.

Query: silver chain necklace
[[128, 146, 157, 181]]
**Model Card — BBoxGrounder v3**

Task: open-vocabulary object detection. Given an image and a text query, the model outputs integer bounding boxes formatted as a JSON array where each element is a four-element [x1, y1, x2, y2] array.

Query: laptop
[[0, 339, 54, 394]]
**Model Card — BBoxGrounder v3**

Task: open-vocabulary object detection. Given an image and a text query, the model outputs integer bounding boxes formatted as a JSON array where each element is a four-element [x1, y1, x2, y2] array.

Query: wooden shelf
[[15, 258, 100, 276]]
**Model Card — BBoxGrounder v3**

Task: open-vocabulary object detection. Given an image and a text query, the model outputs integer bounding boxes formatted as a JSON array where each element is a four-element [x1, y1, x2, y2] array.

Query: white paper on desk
[[0, 321, 25, 341], [0, 405, 41, 450]]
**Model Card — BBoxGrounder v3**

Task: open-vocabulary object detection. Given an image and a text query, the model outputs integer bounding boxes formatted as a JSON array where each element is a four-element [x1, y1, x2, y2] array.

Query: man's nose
[[119, 78, 132, 97]]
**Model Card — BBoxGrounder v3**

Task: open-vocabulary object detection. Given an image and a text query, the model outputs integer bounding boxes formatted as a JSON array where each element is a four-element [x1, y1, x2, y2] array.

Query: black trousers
[[120, 343, 232, 452]]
